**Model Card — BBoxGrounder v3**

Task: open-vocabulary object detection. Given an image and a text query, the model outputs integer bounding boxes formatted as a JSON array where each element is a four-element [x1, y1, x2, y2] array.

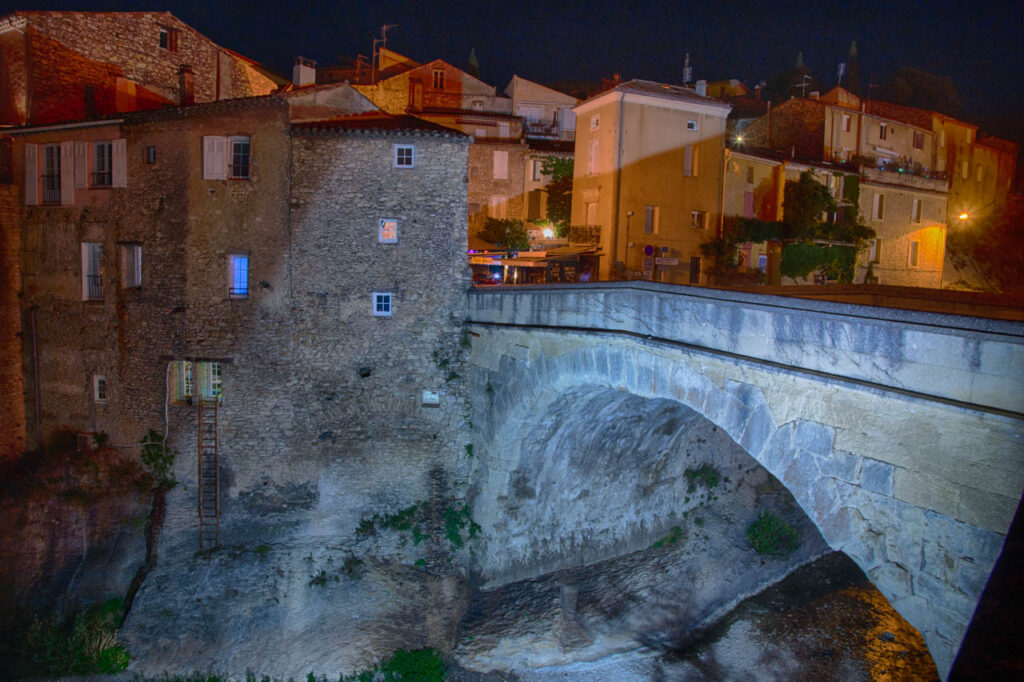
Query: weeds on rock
[[747, 510, 800, 557], [341, 647, 445, 682], [141, 429, 176, 487], [443, 502, 481, 550], [684, 464, 720, 493], [652, 525, 684, 548], [13, 597, 129, 677]]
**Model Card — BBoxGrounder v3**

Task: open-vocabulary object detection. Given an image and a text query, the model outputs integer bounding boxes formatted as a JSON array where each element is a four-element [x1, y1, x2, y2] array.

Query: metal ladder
[[197, 398, 220, 550]]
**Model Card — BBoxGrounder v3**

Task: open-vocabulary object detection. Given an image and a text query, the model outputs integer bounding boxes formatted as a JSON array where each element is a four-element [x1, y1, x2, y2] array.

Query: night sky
[[15, 1, 1024, 123]]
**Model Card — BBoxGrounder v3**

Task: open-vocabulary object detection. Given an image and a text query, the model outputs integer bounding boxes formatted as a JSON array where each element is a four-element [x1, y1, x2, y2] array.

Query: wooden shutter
[[202, 136, 227, 179], [24, 143, 37, 205], [60, 141, 75, 205], [112, 138, 127, 187], [74, 142, 87, 189], [683, 145, 693, 176]]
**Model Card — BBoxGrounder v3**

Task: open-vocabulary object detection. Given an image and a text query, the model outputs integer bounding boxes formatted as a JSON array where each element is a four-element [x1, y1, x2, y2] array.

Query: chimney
[[754, 84, 762, 100], [695, 79, 707, 97], [178, 65, 194, 106], [293, 57, 317, 87], [810, 91, 820, 100]]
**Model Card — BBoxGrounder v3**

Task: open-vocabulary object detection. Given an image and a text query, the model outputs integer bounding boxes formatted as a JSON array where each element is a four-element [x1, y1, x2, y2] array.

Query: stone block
[[956, 559, 992, 602], [957, 485, 1019, 534], [859, 458, 894, 496], [891, 594, 936, 634], [932, 605, 968, 647], [869, 560, 913, 601], [818, 450, 862, 483], [840, 524, 884, 572], [792, 420, 835, 456], [739, 404, 775, 457], [893, 468, 960, 521], [921, 540, 956, 584]]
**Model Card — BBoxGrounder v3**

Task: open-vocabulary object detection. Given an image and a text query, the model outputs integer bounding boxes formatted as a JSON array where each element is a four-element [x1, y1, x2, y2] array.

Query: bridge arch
[[467, 310, 1018, 679]]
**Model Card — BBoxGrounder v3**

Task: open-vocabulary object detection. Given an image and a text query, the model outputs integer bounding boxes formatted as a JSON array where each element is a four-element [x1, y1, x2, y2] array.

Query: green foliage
[[16, 598, 129, 677], [309, 569, 335, 587], [842, 174, 860, 205], [781, 242, 857, 283], [254, 544, 271, 558], [747, 510, 800, 557], [341, 648, 446, 682], [342, 556, 364, 577], [684, 464, 720, 493], [540, 156, 574, 227], [443, 502, 481, 550], [464, 443, 474, 458], [476, 217, 529, 251], [782, 171, 837, 240], [140, 429, 175, 487], [651, 525, 683, 548], [880, 66, 961, 118]]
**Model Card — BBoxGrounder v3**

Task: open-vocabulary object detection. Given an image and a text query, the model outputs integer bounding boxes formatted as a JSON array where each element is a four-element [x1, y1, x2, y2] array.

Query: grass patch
[[443, 503, 481, 550], [684, 464, 720, 493], [13, 597, 129, 677], [747, 510, 800, 557], [342, 648, 446, 682], [651, 525, 683, 548]]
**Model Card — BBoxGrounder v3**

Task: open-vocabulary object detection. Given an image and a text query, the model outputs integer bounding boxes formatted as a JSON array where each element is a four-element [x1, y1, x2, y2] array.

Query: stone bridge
[[464, 281, 1024, 679]]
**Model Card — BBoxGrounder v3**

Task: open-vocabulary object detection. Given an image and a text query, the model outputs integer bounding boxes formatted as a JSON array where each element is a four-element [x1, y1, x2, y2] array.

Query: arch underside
[[469, 327, 1012, 678]]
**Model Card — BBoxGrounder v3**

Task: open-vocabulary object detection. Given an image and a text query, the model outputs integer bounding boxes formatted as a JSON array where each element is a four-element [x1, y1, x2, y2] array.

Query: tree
[[764, 51, 824, 102], [878, 67, 961, 117], [845, 41, 860, 97], [476, 218, 529, 251], [540, 156, 573, 230], [467, 48, 480, 80], [948, 195, 1024, 294]]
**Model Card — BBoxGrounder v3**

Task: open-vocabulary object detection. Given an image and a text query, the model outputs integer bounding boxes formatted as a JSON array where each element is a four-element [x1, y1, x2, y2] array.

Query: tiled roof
[[526, 139, 574, 153], [864, 100, 933, 130], [293, 113, 469, 137], [614, 79, 731, 108]]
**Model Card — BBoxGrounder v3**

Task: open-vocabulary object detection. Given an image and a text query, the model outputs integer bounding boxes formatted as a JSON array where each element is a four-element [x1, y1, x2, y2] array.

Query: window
[[965, 130, 973, 144], [879, 123, 888, 141], [588, 138, 599, 174], [912, 198, 922, 223], [145, 145, 156, 164], [868, 238, 881, 263], [173, 361, 222, 402], [689, 256, 701, 284], [683, 144, 698, 177], [745, 166, 754, 184], [158, 26, 179, 51], [829, 174, 844, 197], [532, 159, 542, 181], [872, 193, 885, 220], [228, 254, 248, 299], [498, 122, 510, 138], [81, 242, 103, 300], [93, 375, 107, 403], [909, 240, 920, 268], [841, 114, 851, 132], [493, 150, 508, 180], [590, 114, 600, 131], [912, 131, 924, 150], [976, 165, 984, 183], [379, 218, 397, 243], [585, 201, 597, 225], [204, 362, 223, 401], [373, 292, 392, 317], [432, 69, 445, 90], [687, 119, 698, 131], [394, 144, 415, 168], [474, 128, 486, 140], [939, 130, 946, 148], [691, 210, 707, 230], [120, 244, 142, 288], [229, 136, 250, 179], [644, 205, 659, 234], [93, 141, 112, 186], [560, 108, 576, 132], [174, 361, 194, 401], [961, 160, 969, 179], [757, 254, 768, 271], [43, 144, 61, 203]]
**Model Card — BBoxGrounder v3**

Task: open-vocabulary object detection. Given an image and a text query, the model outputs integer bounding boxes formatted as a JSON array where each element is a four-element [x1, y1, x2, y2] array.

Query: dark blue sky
[[15, 1, 1023, 121]]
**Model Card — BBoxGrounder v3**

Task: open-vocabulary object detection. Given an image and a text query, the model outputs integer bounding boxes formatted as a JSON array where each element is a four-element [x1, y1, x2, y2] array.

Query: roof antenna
[[372, 24, 397, 84], [682, 53, 693, 86]]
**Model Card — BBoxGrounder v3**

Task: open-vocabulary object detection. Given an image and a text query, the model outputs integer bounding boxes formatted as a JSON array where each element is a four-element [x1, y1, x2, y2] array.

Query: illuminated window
[[432, 69, 445, 90], [644, 205, 659, 234], [590, 114, 600, 131], [912, 198, 922, 223], [93, 375, 107, 403], [394, 144, 415, 168], [909, 240, 920, 268], [841, 114, 851, 132], [228, 136, 250, 178], [872, 193, 885, 220], [120, 243, 142, 288], [757, 254, 767, 271], [228, 254, 248, 299], [912, 131, 924, 150], [687, 119, 698, 131], [691, 210, 708, 230], [373, 292, 392, 317], [81, 242, 103, 300], [493, 150, 508, 179], [879, 123, 887, 141], [93, 141, 112, 186], [379, 218, 397, 243]]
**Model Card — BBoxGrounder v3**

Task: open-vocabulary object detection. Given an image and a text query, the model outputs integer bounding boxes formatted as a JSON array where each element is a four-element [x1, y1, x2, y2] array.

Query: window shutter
[[683, 145, 693, 176], [74, 142, 87, 189], [24, 143, 37, 205], [112, 139, 127, 187], [493, 150, 508, 179], [202, 136, 227, 180], [60, 141, 75, 205]]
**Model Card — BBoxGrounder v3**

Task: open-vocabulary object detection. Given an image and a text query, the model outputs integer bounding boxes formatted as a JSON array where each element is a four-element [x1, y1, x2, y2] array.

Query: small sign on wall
[[422, 390, 441, 407]]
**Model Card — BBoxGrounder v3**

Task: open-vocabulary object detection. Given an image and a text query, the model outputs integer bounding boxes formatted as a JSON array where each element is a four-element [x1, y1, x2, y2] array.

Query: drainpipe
[[29, 305, 41, 450]]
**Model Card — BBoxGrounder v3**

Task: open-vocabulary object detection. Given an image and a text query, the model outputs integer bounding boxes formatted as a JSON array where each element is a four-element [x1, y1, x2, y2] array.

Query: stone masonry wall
[[0, 184, 25, 458], [468, 141, 527, 235]]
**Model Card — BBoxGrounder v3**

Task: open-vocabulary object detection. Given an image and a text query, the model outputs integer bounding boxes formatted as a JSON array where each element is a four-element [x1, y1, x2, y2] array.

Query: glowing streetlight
[[958, 212, 969, 221]]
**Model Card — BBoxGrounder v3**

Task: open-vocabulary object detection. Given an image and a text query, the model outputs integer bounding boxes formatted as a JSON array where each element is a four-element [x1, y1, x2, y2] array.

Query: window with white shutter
[[202, 136, 227, 179], [493, 150, 508, 180]]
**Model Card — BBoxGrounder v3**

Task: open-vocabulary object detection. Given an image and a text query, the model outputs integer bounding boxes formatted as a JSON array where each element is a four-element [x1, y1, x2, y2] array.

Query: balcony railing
[[569, 224, 602, 245], [42, 174, 60, 203], [85, 274, 102, 300]]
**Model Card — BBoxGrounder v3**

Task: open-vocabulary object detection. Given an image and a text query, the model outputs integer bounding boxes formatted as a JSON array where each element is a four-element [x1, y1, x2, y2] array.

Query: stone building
[[0, 11, 286, 126], [570, 79, 731, 283], [4, 86, 472, 560]]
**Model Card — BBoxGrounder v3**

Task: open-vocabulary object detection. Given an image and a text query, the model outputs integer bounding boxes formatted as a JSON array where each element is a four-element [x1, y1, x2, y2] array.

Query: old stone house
[[0, 11, 286, 126], [3, 87, 472, 555]]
